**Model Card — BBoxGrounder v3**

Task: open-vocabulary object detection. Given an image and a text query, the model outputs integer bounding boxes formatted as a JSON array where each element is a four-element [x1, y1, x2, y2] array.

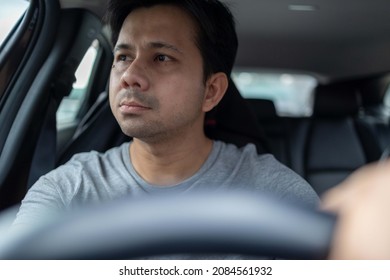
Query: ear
[[202, 72, 229, 112]]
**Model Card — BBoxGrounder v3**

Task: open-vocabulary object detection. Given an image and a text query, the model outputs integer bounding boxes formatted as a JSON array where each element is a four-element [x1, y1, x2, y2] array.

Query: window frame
[[0, 0, 62, 210]]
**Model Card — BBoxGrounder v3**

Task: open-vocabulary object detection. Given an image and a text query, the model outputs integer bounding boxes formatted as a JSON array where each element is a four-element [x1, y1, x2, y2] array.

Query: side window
[[232, 70, 317, 117], [56, 40, 99, 129], [0, 0, 30, 47]]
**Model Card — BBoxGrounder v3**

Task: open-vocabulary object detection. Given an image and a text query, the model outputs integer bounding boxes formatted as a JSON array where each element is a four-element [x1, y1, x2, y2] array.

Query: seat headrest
[[246, 99, 278, 120], [313, 84, 361, 117], [205, 79, 269, 153]]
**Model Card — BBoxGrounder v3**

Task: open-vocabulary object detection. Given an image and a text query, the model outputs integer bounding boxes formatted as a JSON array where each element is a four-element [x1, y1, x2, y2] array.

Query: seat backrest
[[290, 83, 380, 195], [246, 98, 297, 165], [246, 85, 386, 196]]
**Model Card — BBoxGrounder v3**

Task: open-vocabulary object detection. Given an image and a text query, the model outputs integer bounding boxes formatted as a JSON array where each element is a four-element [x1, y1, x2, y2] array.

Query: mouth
[[119, 100, 151, 114]]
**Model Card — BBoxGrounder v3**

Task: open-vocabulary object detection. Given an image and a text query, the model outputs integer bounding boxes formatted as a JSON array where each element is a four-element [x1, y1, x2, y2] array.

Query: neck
[[129, 133, 213, 186]]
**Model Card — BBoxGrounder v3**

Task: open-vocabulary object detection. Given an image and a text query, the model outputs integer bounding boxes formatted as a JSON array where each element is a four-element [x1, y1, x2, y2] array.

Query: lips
[[119, 100, 151, 114]]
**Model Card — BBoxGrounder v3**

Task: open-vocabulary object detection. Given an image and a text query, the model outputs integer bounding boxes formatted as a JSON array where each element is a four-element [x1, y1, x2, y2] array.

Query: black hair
[[104, 0, 238, 80]]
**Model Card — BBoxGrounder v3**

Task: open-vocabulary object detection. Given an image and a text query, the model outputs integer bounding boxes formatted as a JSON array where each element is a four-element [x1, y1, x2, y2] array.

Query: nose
[[119, 58, 149, 91]]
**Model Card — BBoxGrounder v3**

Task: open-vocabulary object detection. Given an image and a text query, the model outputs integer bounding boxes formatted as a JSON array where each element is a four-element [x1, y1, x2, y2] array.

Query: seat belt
[[27, 96, 58, 187], [27, 60, 76, 188]]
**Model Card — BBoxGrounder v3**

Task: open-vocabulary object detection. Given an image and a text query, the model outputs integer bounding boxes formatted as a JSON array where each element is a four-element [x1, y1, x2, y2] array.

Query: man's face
[[109, 5, 206, 142]]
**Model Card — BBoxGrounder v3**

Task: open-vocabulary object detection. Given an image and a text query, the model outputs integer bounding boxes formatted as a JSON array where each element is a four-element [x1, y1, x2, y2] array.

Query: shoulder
[[215, 141, 319, 207], [215, 140, 257, 157], [216, 141, 276, 165], [24, 142, 131, 205], [212, 141, 290, 178], [35, 142, 130, 195], [45, 141, 131, 190], [67, 142, 130, 166]]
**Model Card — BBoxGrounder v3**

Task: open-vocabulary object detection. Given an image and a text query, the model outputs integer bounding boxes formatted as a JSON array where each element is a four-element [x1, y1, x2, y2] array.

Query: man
[[13, 0, 318, 230]]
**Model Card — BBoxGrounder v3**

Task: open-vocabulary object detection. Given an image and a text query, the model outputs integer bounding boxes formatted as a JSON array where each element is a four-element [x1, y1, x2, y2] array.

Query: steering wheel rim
[[0, 191, 336, 259]]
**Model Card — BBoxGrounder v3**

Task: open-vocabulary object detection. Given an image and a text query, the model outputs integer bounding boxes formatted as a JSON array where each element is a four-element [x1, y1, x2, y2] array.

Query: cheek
[[162, 80, 204, 113], [163, 78, 201, 101], [109, 70, 124, 95], [109, 71, 121, 92], [109, 74, 120, 111]]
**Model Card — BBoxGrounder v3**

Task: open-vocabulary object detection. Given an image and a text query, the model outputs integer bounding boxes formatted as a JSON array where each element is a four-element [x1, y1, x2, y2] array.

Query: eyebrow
[[114, 41, 183, 54]]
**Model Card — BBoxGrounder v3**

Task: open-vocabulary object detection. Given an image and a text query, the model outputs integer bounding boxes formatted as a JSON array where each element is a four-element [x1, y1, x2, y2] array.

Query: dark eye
[[117, 54, 127, 61], [155, 55, 170, 62]]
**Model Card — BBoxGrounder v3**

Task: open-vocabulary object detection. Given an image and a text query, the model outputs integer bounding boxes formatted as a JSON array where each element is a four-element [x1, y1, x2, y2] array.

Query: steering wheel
[[0, 191, 335, 259]]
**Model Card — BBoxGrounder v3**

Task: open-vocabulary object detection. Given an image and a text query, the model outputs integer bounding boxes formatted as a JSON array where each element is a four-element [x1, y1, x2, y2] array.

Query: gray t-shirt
[[14, 141, 318, 227]]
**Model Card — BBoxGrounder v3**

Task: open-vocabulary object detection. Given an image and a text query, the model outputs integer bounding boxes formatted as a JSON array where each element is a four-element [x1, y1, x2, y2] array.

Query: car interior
[[1, 0, 390, 258]]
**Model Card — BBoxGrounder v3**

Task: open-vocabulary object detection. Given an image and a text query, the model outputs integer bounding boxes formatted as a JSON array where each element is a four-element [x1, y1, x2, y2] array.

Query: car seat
[[290, 83, 382, 195]]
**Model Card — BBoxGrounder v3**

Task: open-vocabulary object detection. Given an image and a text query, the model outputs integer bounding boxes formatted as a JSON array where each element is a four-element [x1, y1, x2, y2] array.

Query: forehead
[[117, 5, 198, 47]]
